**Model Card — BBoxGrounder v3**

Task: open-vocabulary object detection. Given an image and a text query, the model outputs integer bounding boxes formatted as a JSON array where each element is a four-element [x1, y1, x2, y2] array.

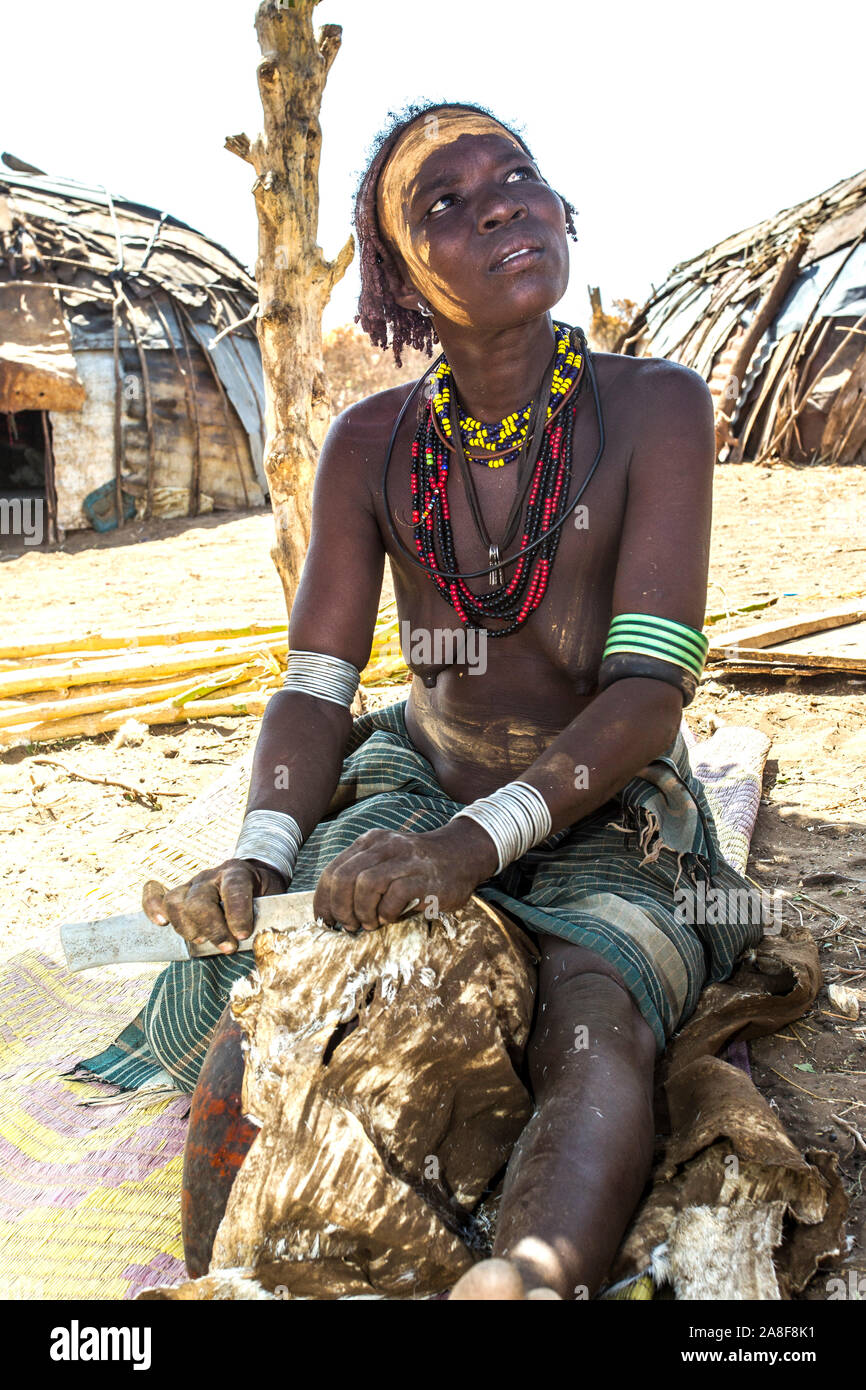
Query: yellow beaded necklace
[[429, 319, 582, 467]]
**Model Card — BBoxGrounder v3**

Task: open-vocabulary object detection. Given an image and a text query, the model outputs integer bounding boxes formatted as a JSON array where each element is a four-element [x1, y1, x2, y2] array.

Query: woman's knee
[[530, 964, 657, 1088]]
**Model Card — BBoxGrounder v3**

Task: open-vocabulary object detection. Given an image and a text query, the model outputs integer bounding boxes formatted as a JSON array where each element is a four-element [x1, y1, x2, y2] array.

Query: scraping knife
[[61, 891, 319, 971], [60, 890, 425, 972]]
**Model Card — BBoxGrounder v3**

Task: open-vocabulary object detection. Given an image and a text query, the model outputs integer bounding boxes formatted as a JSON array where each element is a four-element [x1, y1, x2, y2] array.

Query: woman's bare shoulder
[[316, 380, 423, 493], [335, 378, 424, 446], [591, 350, 710, 409]]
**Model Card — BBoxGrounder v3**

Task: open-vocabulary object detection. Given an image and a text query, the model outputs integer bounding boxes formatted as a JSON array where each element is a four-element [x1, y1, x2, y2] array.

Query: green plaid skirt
[[77, 699, 764, 1093]]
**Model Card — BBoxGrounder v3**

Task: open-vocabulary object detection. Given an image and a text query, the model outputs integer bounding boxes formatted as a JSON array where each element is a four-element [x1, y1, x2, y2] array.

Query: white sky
[[2, 0, 863, 334]]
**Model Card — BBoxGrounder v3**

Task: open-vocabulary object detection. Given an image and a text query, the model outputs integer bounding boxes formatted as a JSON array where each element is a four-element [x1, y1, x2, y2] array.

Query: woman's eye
[[426, 167, 536, 216]]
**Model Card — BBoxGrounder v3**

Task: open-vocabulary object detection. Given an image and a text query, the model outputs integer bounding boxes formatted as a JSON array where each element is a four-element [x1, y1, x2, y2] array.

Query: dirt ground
[[1, 460, 864, 1299]]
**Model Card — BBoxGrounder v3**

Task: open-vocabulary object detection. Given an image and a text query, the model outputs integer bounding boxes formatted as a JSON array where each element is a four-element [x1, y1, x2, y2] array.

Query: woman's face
[[378, 130, 570, 330]]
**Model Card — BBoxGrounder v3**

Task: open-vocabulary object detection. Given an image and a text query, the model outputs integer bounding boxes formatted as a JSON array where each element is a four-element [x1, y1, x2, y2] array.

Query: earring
[[417, 303, 433, 318]]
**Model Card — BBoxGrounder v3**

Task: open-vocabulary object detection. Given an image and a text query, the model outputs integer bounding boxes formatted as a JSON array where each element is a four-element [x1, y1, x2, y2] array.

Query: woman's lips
[[490, 247, 544, 274]]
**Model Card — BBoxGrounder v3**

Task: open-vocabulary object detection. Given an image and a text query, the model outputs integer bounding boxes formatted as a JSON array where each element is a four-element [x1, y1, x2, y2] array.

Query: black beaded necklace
[[381, 322, 607, 638]]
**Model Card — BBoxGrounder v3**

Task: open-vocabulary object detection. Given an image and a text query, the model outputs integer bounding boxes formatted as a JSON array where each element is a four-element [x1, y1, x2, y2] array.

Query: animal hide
[[212, 895, 536, 1298], [141, 923, 846, 1301], [609, 928, 847, 1298]]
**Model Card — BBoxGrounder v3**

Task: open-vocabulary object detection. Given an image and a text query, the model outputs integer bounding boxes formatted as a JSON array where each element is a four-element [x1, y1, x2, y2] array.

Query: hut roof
[[0, 160, 261, 398], [0, 162, 265, 498], [0, 166, 258, 369], [0, 161, 267, 530], [619, 167, 866, 464], [0, 163, 257, 315]]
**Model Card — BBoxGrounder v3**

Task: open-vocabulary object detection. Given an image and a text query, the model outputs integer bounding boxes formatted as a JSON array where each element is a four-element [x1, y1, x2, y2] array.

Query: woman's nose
[[477, 193, 528, 234]]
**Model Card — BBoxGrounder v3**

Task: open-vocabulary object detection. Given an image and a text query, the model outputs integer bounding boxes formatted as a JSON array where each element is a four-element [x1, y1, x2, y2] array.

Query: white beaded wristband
[[451, 781, 552, 876], [234, 809, 304, 885]]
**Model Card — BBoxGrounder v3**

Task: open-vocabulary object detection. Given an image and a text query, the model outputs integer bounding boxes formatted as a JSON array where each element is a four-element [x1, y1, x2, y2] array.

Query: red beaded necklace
[[408, 323, 588, 637]]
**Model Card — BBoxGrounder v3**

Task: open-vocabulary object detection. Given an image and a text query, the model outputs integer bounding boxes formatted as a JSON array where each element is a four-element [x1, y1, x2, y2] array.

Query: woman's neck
[[436, 314, 557, 422]]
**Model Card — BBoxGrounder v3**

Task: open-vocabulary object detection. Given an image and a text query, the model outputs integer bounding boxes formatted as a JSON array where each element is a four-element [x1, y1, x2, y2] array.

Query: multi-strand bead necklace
[[409, 320, 587, 637]]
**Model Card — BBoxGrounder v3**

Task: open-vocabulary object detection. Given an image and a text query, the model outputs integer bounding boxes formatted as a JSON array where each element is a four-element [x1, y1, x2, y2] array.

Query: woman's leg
[[451, 937, 656, 1299]]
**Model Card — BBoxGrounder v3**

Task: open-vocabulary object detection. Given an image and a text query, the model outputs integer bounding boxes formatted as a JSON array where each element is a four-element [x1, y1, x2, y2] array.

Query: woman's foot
[[449, 1257, 562, 1301]]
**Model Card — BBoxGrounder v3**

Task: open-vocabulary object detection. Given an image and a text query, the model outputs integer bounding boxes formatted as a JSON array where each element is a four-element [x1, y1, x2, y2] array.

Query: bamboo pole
[[111, 286, 125, 529], [0, 688, 276, 746], [0, 621, 286, 662], [0, 662, 267, 730], [0, 599, 412, 744], [0, 634, 288, 700]]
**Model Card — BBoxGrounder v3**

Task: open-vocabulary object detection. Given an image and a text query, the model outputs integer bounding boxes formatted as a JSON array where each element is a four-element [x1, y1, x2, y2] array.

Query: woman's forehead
[[408, 131, 527, 202], [376, 112, 526, 222]]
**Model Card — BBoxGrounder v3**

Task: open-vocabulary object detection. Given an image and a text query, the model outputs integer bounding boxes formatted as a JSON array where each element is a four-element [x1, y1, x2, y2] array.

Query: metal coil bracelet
[[281, 650, 360, 708], [451, 780, 552, 876], [234, 809, 304, 884]]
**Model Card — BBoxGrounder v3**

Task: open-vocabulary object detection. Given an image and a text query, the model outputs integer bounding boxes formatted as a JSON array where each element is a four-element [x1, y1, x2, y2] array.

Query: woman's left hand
[[312, 821, 499, 933]]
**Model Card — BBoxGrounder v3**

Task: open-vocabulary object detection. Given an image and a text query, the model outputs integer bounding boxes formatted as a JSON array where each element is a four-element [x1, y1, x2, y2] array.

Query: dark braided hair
[[352, 99, 579, 367]]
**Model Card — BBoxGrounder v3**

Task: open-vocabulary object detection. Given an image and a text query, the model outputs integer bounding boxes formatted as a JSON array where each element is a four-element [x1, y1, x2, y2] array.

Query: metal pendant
[[488, 544, 504, 588]]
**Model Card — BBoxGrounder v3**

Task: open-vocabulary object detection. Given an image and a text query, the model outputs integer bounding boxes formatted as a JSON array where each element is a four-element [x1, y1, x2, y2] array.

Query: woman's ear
[[379, 244, 427, 315]]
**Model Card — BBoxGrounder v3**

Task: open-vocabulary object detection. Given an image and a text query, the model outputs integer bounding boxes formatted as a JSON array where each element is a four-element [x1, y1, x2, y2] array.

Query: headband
[[376, 107, 526, 326]]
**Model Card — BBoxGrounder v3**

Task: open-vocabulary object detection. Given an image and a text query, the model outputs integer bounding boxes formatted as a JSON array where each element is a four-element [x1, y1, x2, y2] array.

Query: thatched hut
[[0, 158, 267, 539], [618, 168, 866, 465]]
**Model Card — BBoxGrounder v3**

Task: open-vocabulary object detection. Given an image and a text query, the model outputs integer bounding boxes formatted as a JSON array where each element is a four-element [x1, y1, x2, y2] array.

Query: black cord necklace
[[447, 335, 561, 587]]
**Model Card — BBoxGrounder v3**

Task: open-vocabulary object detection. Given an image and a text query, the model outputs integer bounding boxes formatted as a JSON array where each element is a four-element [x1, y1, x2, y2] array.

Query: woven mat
[[0, 952, 188, 1299], [0, 714, 770, 1299], [682, 721, 770, 876]]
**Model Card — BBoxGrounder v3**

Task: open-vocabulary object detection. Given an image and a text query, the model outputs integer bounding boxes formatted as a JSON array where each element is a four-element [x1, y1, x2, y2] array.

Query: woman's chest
[[372, 395, 631, 686]]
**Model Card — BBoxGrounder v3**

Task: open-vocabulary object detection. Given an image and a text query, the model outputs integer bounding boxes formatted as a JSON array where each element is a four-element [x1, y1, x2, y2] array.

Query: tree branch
[[225, 133, 253, 164], [323, 233, 355, 297], [317, 24, 343, 79]]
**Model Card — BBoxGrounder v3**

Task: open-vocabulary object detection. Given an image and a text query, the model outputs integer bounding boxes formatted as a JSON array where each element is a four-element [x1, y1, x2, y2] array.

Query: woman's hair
[[352, 99, 579, 366]]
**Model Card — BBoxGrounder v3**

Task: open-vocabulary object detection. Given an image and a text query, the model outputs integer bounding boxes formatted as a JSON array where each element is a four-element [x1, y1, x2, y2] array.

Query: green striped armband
[[602, 613, 708, 678], [598, 613, 709, 706]]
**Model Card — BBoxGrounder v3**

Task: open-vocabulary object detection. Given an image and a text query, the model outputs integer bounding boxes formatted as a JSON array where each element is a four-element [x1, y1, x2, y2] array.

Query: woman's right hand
[[142, 859, 287, 954]]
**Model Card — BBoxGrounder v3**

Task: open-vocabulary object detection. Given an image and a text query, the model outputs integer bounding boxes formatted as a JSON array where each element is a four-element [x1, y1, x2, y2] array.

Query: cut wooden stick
[[32, 757, 184, 809], [0, 686, 277, 745], [704, 597, 779, 626], [0, 601, 413, 743], [831, 1114, 866, 1152], [707, 600, 866, 656]]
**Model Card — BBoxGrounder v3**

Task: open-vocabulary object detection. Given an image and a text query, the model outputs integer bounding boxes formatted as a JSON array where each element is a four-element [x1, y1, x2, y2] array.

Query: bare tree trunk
[[227, 0, 354, 608]]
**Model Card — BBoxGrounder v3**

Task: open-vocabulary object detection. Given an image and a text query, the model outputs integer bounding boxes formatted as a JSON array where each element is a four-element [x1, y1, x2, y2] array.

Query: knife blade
[[60, 890, 318, 972]]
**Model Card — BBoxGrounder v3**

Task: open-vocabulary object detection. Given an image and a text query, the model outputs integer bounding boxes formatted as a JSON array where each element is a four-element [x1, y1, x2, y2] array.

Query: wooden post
[[111, 287, 126, 529], [40, 410, 59, 544], [717, 232, 808, 460], [152, 295, 203, 516], [120, 290, 157, 519], [226, 0, 354, 609]]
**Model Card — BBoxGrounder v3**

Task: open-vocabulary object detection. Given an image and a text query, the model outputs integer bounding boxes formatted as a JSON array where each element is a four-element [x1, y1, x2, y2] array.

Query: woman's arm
[[143, 398, 387, 949], [498, 357, 714, 830]]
